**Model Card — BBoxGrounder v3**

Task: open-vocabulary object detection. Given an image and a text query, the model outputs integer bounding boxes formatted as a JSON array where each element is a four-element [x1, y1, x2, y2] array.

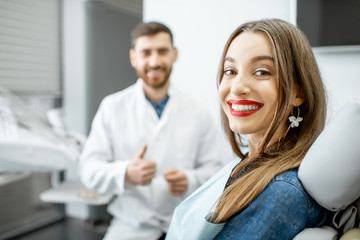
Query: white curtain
[[0, 0, 60, 94]]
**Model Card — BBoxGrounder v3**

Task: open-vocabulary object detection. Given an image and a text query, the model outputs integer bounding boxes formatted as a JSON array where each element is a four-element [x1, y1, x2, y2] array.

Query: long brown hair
[[211, 19, 327, 223]]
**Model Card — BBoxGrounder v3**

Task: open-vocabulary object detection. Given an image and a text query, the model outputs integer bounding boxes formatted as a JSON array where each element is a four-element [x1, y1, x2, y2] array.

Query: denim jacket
[[166, 159, 327, 240], [215, 170, 327, 239]]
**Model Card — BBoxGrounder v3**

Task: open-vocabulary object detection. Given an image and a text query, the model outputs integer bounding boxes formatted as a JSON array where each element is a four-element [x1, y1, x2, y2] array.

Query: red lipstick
[[226, 99, 264, 117]]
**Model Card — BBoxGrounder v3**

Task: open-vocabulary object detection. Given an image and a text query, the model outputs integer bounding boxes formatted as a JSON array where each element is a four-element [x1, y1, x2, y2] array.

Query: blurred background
[[0, 0, 359, 239]]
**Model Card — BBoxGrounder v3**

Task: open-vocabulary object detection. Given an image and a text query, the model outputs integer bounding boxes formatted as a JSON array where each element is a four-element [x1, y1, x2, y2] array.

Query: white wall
[[62, 0, 89, 219], [63, 0, 88, 136], [314, 47, 360, 118], [144, 0, 296, 124]]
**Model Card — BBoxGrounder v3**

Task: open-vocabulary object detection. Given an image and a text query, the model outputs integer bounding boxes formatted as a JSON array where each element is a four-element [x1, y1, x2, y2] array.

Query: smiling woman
[[218, 32, 280, 140], [166, 18, 328, 240]]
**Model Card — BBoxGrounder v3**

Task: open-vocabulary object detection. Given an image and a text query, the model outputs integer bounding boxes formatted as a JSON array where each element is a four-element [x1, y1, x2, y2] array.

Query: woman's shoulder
[[267, 169, 327, 223], [269, 169, 310, 204], [216, 170, 327, 239], [273, 170, 303, 190], [255, 169, 327, 227]]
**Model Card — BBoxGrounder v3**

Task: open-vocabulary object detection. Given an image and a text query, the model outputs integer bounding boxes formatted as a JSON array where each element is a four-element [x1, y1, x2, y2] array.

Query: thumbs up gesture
[[125, 144, 157, 185]]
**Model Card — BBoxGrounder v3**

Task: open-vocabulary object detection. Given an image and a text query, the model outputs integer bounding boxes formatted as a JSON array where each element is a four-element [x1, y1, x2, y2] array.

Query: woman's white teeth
[[231, 104, 260, 111]]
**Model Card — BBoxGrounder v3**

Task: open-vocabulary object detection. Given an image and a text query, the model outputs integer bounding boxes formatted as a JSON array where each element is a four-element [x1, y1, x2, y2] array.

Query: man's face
[[130, 32, 177, 89]]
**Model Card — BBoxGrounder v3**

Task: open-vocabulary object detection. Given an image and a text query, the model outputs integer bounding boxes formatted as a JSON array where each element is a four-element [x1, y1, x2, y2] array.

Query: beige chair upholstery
[[339, 228, 360, 240]]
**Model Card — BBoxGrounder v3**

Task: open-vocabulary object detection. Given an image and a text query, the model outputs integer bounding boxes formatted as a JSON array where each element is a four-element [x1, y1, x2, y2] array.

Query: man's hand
[[125, 144, 156, 185], [164, 169, 188, 196]]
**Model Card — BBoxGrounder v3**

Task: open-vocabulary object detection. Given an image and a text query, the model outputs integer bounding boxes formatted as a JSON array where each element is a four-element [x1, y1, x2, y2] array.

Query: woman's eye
[[224, 69, 236, 76], [254, 70, 271, 76]]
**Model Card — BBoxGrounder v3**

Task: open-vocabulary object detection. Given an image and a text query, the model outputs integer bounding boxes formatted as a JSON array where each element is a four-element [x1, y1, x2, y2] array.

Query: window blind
[[0, 0, 60, 94]]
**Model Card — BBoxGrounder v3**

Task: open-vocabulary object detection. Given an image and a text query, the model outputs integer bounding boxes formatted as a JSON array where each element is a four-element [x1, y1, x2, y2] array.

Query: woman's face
[[218, 32, 278, 146]]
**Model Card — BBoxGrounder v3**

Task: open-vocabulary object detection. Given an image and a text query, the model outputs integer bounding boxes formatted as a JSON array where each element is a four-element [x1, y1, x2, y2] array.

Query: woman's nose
[[231, 74, 251, 96]]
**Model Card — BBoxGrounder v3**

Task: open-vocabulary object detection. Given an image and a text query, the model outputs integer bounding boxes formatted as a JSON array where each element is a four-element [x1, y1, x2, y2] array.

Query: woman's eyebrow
[[224, 56, 235, 63], [252, 55, 274, 62], [224, 55, 274, 63]]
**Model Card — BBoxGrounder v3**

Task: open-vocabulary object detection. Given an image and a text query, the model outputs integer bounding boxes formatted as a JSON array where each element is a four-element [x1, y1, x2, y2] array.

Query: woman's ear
[[292, 86, 305, 107], [293, 96, 305, 107]]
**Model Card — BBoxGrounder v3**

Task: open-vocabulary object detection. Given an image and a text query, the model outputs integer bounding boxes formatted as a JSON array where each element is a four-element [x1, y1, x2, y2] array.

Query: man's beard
[[136, 67, 172, 89]]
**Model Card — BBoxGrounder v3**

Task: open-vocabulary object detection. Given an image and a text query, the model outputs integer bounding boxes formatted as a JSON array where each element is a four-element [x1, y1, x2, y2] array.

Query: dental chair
[[0, 86, 82, 171], [294, 100, 360, 240]]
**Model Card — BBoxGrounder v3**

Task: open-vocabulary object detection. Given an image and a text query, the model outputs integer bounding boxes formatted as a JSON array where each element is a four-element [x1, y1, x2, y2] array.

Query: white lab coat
[[79, 79, 226, 240]]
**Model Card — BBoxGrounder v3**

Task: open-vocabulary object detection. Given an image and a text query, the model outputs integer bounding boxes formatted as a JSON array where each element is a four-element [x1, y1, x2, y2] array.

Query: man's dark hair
[[131, 21, 173, 48]]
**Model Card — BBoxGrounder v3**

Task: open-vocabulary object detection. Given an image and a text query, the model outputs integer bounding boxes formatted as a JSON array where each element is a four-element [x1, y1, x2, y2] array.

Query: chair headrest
[[299, 100, 360, 211]]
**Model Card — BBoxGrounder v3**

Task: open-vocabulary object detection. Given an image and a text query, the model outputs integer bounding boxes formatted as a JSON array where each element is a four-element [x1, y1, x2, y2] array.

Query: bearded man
[[79, 21, 225, 240]]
